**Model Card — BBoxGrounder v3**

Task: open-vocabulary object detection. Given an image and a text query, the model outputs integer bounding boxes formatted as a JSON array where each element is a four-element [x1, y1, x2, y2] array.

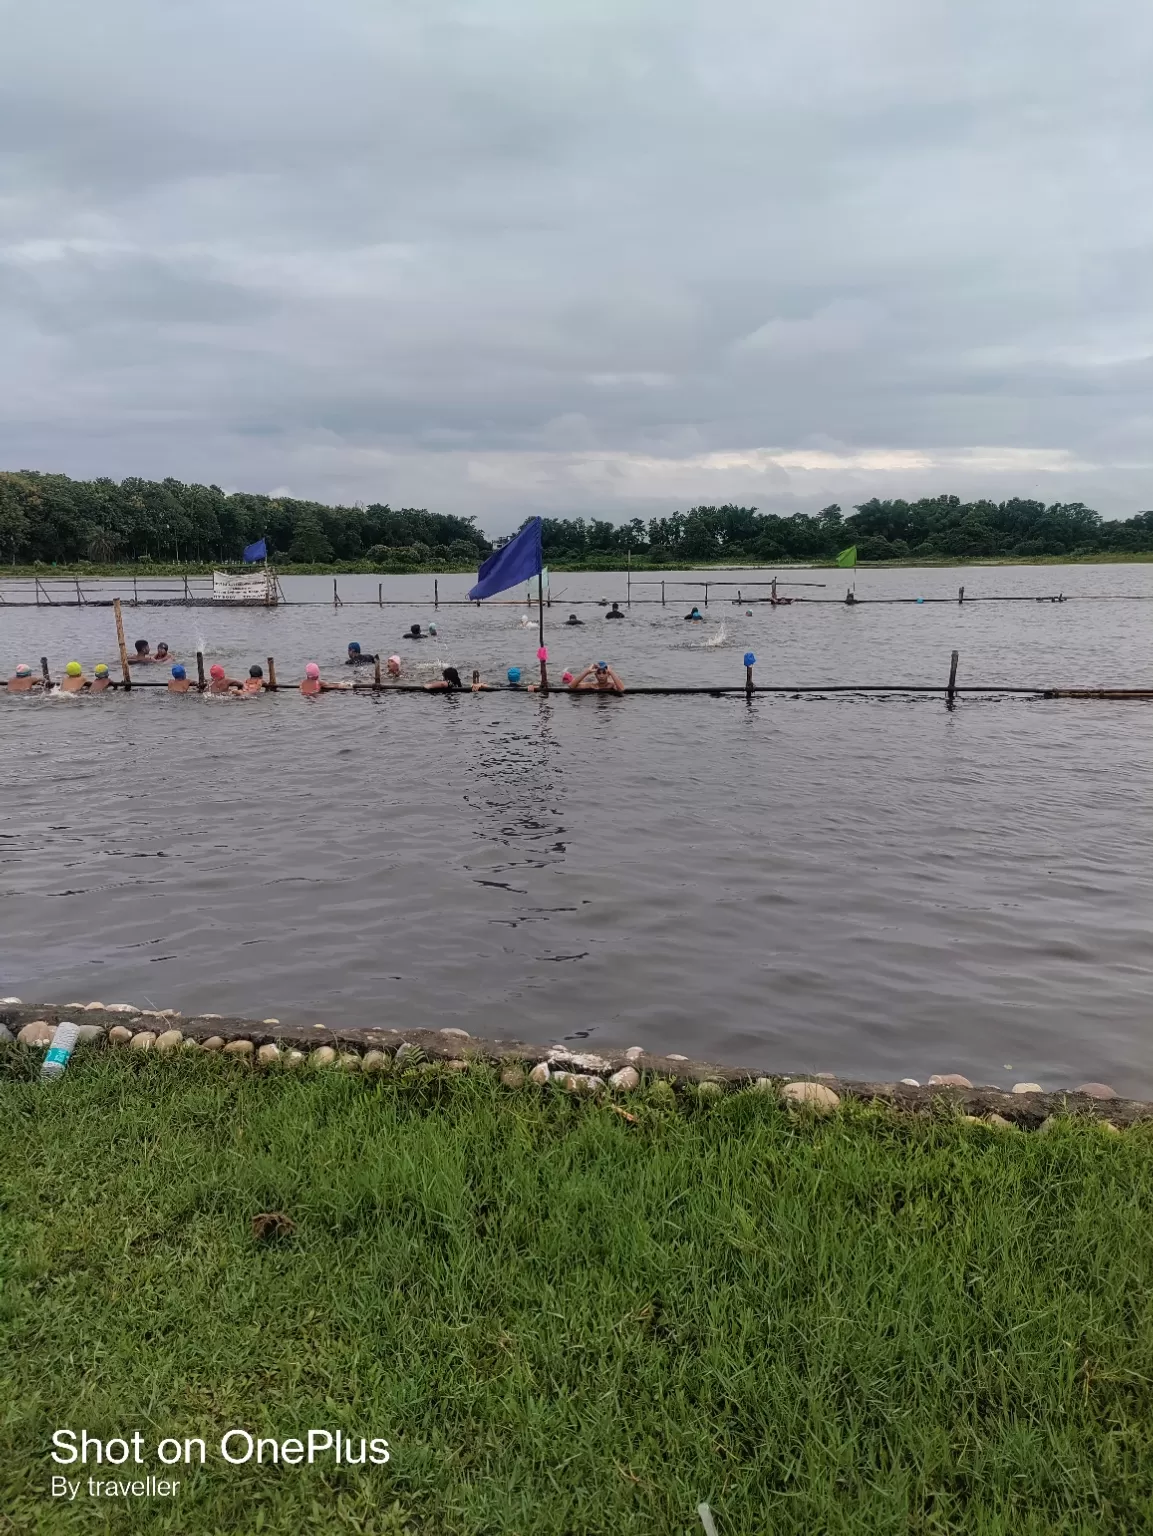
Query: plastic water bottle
[[40, 1020, 81, 1081]]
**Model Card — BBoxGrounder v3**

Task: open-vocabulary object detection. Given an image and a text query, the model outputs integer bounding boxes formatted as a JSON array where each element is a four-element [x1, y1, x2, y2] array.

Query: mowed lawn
[[2, 1050, 1152, 1535]]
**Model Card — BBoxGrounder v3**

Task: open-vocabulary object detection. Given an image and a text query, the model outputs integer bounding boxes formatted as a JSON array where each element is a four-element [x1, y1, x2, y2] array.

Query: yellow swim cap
[[94, 663, 109, 676], [66, 661, 82, 676]]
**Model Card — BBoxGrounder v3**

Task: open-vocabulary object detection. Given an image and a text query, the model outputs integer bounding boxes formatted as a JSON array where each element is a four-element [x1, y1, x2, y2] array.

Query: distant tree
[[87, 525, 121, 563], [287, 509, 333, 563]]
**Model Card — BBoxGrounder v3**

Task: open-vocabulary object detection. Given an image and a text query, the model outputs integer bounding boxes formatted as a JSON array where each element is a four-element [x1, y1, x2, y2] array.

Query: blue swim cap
[[172, 664, 186, 679], [595, 661, 608, 670], [507, 666, 521, 683], [916, 597, 924, 604], [743, 651, 756, 667], [348, 641, 361, 652]]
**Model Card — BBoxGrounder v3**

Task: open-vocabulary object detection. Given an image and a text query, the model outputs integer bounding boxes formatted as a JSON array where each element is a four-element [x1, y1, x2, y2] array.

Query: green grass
[[2, 1052, 1152, 1535]]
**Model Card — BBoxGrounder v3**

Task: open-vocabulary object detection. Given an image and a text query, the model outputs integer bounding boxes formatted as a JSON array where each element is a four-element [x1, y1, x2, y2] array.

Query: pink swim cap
[[561, 671, 574, 684], [305, 662, 320, 678], [209, 664, 225, 679]]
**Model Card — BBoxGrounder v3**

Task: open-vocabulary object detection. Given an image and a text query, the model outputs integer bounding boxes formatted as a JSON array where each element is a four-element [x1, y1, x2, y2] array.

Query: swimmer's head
[[171, 664, 186, 679], [156, 642, 170, 657], [305, 662, 320, 679], [249, 664, 263, 679], [507, 666, 521, 684], [15, 663, 32, 677], [429, 622, 437, 635], [595, 661, 608, 673], [561, 670, 574, 685], [94, 663, 109, 677], [209, 664, 225, 679], [347, 641, 361, 655], [409, 624, 422, 636], [66, 661, 82, 677], [134, 639, 149, 654], [386, 655, 401, 675], [443, 666, 462, 688]]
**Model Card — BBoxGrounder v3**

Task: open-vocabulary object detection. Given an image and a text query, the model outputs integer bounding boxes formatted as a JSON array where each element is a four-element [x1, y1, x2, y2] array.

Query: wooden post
[[75, 577, 83, 607], [745, 662, 754, 702], [538, 570, 548, 693], [267, 656, 278, 691], [333, 577, 342, 607], [378, 582, 382, 607], [374, 655, 382, 690], [40, 655, 52, 688], [34, 578, 41, 607], [771, 577, 777, 603], [434, 579, 439, 609], [133, 575, 138, 604], [661, 580, 665, 606], [196, 651, 206, 691], [946, 649, 959, 710], [113, 597, 131, 689], [183, 575, 189, 600], [704, 582, 709, 607], [627, 553, 631, 608], [958, 586, 965, 604]]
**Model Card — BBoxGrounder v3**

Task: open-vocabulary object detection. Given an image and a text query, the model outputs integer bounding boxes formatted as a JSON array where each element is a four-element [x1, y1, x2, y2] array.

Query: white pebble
[[76, 1024, 105, 1043], [256, 1044, 281, 1067], [667, 1054, 688, 1062], [200, 1036, 225, 1052], [928, 1073, 973, 1089], [362, 1050, 390, 1073], [106, 1003, 139, 1014], [1, 996, 23, 1005], [752, 1077, 775, 1094], [17, 1021, 55, 1047], [1076, 1082, 1118, 1100], [445, 1058, 469, 1071], [609, 1066, 640, 1092], [782, 1080, 840, 1110], [900, 1078, 920, 1087], [223, 1039, 254, 1057], [154, 1029, 183, 1053], [108, 1026, 134, 1046], [84, 1001, 107, 1012], [529, 1062, 551, 1085], [200, 1013, 222, 1019], [984, 1113, 1017, 1130], [312, 1046, 337, 1068], [625, 1046, 644, 1062], [284, 1049, 305, 1067], [339, 1052, 362, 1071], [696, 1080, 724, 1099], [130, 1032, 156, 1052], [440, 1027, 470, 1038], [262, 1018, 280, 1025], [1012, 1082, 1044, 1094]]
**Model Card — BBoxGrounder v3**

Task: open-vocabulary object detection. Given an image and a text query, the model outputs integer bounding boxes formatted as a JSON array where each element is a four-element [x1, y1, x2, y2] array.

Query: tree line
[[2, 470, 1151, 567]]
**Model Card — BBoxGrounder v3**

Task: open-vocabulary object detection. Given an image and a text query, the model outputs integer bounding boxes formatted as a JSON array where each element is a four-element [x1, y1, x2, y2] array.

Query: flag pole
[[538, 568, 548, 693]]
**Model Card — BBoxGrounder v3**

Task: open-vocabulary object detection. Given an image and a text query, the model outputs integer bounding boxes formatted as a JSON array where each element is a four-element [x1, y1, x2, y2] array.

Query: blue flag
[[469, 518, 542, 600], [242, 538, 267, 563]]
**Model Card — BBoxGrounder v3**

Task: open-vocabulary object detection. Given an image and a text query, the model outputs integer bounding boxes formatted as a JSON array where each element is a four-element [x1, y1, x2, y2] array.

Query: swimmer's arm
[[570, 666, 595, 687], [606, 668, 625, 693]]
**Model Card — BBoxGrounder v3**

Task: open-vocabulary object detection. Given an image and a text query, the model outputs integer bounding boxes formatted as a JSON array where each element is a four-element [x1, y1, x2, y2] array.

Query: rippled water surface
[[3, 564, 1152, 1092]]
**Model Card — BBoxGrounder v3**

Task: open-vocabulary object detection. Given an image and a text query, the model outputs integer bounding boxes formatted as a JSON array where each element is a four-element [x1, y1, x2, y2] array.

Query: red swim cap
[[209, 664, 225, 679]]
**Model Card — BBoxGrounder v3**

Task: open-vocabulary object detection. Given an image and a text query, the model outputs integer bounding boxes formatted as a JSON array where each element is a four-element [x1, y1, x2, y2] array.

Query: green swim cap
[[94, 663, 109, 676]]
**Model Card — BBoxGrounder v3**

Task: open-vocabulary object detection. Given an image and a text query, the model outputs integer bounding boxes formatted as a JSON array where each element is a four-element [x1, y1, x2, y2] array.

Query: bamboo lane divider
[[113, 597, 132, 689], [40, 656, 51, 687], [946, 650, 960, 710], [83, 681, 1153, 698], [196, 651, 206, 691], [266, 656, 278, 690], [374, 655, 382, 689]]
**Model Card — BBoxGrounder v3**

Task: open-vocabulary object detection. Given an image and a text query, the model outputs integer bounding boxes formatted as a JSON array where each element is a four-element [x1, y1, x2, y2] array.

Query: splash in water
[[703, 622, 728, 648]]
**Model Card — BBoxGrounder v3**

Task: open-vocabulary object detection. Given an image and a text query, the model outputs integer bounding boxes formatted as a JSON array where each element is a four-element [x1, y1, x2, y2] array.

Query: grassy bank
[[3, 1052, 1153, 1534]]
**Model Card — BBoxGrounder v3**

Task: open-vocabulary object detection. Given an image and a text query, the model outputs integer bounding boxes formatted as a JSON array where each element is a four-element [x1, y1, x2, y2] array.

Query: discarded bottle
[[40, 1020, 81, 1081]]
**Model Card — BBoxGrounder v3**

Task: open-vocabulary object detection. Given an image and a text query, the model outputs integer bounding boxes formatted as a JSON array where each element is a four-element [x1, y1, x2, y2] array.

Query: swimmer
[[571, 661, 624, 694], [406, 623, 426, 639], [565, 613, 584, 626], [425, 666, 464, 692], [517, 614, 533, 629], [131, 639, 153, 664], [428, 622, 438, 636], [605, 601, 625, 620], [684, 607, 704, 621], [167, 664, 191, 693], [386, 654, 402, 678], [561, 670, 574, 685], [207, 663, 241, 694], [61, 660, 88, 693], [155, 642, 174, 662], [346, 642, 377, 665], [596, 596, 609, 607], [300, 661, 352, 695], [90, 664, 112, 693], [242, 664, 266, 694], [505, 666, 537, 692], [7, 663, 42, 693]]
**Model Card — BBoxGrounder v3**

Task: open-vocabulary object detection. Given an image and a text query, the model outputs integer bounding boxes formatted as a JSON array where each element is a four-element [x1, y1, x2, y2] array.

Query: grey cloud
[[1, 0, 1152, 527]]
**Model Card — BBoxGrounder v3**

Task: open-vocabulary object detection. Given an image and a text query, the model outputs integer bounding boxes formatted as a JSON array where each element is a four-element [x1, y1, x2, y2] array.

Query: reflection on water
[[3, 565, 1153, 1092]]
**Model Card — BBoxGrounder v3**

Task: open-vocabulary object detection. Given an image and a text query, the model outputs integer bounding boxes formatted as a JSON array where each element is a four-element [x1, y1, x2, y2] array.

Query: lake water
[[3, 563, 1152, 1093]]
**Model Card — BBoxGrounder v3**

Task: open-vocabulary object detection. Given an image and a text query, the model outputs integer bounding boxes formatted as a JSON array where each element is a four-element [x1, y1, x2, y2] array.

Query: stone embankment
[[1, 1000, 1146, 1130]]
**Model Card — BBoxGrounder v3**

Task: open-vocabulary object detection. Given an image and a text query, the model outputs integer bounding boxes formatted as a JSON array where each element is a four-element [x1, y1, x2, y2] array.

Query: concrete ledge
[[2, 1003, 1149, 1129]]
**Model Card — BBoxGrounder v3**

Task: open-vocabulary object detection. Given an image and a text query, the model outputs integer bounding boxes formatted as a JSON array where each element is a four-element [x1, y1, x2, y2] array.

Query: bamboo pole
[[40, 656, 52, 688], [378, 582, 382, 607], [113, 598, 132, 689], [946, 650, 959, 709], [267, 657, 278, 690], [196, 651, 206, 691], [374, 655, 382, 690], [434, 579, 439, 609]]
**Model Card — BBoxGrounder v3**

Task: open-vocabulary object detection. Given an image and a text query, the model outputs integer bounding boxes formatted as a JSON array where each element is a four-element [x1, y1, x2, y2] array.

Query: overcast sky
[[2, 0, 1152, 531]]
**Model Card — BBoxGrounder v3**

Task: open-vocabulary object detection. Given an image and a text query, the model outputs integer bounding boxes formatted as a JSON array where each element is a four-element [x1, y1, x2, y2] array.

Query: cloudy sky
[[2, 0, 1152, 531]]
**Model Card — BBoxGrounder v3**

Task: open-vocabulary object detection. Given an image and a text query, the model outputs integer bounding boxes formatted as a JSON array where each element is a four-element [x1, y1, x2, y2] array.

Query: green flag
[[836, 545, 857, 568]]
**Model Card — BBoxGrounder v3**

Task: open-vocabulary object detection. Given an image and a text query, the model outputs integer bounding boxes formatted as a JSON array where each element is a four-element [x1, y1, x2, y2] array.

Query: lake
[[3, 563, 1152, 1093]]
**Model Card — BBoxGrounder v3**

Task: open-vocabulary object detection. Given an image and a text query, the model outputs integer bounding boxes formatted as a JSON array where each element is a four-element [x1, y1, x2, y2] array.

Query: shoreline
[[3, 1000, 1144, 1127]]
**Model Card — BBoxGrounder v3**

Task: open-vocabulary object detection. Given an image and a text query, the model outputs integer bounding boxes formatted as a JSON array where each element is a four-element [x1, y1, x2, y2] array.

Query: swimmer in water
[[131, 639, 153, 664], [61, 661, 88, 693], [425, 666, 464, 691], [386, 654, 402, 678], [565, 613, 584, 626], [406, 624, 425, 640], [684, 607, 704, 621], [7, 663, 43, 693], [242, 664, 266, 694], [428, 622, 437, 636], [570, 661, 624, 694], [300, 661, 352, 695], [207, 663, 241, 694], [517, 614, 533, 629], [155, 642, 174, 663], [346, 642, 377, 665], [605, 601, 625, 620], [168, 664, 191, 693], [90, 663, 112, 693], [505, 666, 537, 692]]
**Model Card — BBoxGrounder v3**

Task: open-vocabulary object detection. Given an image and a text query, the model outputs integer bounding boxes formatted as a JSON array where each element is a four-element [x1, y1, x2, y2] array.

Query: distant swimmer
[[168, 664, 191, 693], [300, 661, 351, 695], [90, 664, 112, 693], [565, 613, 584, 626], [386, 655, 402, 677], [346, 642, 377, 665], [428, 622, 438, 636], [596, 596, 609, 607], [425, 666, 464, 691], [208, 663, 241, 694], [406, 624, 426, 639], [570, 661, 624, 694], [517, 614, 533, 628], [844, 590, 856, 605], [242, 664, 266, 694], [61, 661, 88, 693], [7, 663, 43, 693], [605, 601, 625, 620], [684, 607, 704, 621], [131, 640, 154, 664]]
